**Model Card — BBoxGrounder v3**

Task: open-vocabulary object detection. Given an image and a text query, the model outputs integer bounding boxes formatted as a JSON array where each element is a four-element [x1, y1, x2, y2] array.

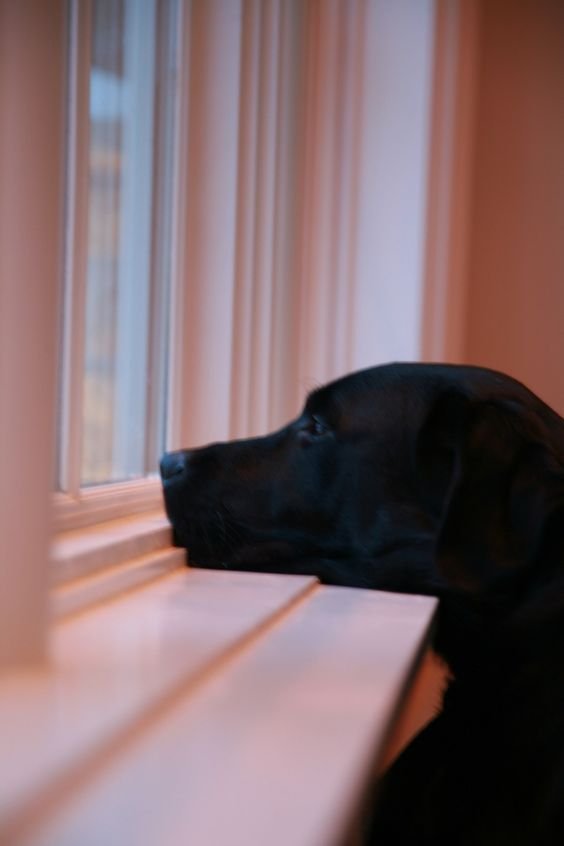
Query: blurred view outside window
[[64, 0, 180, 486]]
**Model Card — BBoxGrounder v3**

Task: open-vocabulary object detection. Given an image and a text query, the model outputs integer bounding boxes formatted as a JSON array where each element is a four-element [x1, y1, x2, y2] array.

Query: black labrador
[[160, 362, 564, 845]]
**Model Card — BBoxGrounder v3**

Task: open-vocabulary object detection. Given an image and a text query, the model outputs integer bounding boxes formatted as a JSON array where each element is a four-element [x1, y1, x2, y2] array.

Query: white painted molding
[[242, 0, 280, 436], [295, 0, 346, 390], [51, 510, 181, 617], [265, 0, 308, 429], [176, 0, 243, 449], [59, 0, 91, 496], [52, 512, 172, 586], [231, 0, 309, 436], [0, 0, 66, 665], [421, 0, 480, 363], [53, 477, 164, 532], [230, 0, 286, 438], [166, 0, 191, 451], [292, 0, 368, 393], [350, 0, 436, 370], [113, 0, 158, 479], [229, 0, 262, 439]]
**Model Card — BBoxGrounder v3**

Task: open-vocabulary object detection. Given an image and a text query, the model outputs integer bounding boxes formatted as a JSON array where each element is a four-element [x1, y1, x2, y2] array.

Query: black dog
[[160, 363, 564, 844]]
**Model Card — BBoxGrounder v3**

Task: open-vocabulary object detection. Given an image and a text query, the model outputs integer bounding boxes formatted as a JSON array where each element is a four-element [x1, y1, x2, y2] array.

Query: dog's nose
[[160, 450, 188, 481]]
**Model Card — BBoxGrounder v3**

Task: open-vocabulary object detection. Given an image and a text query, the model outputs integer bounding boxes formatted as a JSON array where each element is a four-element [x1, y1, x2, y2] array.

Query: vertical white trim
[[267, 0, 308, 428], [113, 0, 158, 478], [246, 0, 281, 436], [146, 0, 184, 471], [230, 0, 262, 439], [177, 0, 243, 448], [0, 0, 65, 665], [59, 0, 92, 496], [167, 0, 192, 451], [296, 0, 348, 390], [325, 0, 366, 378], [350, 0, 436, 370], [421, 0, 480, 363]]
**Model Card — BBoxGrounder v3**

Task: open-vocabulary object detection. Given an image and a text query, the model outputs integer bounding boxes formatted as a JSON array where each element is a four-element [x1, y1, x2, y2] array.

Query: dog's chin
[[185, 539, 309, 573], [166, 526, 216, 565], [188, 555, 229, 570], [172, 537, 227, 570], [172, 533, 266, 571]]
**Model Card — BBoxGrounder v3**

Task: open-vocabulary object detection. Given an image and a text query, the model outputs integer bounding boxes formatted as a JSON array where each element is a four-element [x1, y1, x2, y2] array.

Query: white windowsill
[[1, 567, 437, 846], [53, 477, 164, 533], [51, 508, 180, 618]]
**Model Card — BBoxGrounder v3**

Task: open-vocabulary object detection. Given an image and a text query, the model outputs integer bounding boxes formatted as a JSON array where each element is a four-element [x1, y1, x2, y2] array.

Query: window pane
[[79, 0, 179, 485]]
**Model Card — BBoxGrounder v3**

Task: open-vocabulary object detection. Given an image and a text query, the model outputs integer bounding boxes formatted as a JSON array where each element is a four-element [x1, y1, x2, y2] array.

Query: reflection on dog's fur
[[161, 363, 564, 845]]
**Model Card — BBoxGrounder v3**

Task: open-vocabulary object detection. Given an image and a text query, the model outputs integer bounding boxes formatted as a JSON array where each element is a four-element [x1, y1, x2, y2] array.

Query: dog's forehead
[[304, 362, 544, 429], [305, 364, 437, 427]]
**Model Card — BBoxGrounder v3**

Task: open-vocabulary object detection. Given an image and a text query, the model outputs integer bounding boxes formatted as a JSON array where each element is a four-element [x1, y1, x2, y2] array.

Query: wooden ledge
[[50, 510, 181, 618], [0, 569, 437, 846], [51, 510, 172, 586]]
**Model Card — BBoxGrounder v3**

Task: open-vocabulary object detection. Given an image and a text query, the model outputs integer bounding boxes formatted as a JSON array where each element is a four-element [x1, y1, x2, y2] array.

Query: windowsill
[[1, 568, 437, 846], [53, 477, 165, 533], [51, 509, 180, 618]]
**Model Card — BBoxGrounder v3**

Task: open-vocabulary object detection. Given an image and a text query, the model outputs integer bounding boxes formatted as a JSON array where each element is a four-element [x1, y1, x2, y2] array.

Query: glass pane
[[80, 0, 179, 485]]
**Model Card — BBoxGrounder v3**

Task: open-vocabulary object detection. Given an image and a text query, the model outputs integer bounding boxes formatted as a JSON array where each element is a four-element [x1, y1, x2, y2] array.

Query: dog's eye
[[303, 415, 328, 437]]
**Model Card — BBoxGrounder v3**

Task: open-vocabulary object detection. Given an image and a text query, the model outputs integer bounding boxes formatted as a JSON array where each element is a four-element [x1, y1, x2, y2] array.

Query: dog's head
[[160, 363, 563, 637]]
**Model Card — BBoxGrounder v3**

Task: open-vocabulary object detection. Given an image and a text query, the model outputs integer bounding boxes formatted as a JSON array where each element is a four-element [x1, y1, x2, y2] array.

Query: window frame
[[0, 0, 67, 664], [53, 477, 164, 532], [53, 0, 452, 531], [56, 0, 189, 528]]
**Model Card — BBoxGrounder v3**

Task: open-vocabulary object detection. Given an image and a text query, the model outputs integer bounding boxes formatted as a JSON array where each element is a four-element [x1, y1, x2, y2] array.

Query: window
[[1, 0, 448, 661], [59, 0, 181, 493], [0, 4, 464, 833]]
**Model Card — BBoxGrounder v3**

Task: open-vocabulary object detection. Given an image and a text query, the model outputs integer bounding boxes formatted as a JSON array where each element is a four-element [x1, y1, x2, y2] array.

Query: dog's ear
[[415, 388, 469, 521], [417, 390, 563, 592]]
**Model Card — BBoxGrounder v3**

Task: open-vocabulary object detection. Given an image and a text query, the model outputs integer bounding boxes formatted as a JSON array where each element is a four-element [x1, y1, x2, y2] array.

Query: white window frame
[[0, 0, 67, 664], [112, 0, 158, 480], [56, 0, 189, 531]]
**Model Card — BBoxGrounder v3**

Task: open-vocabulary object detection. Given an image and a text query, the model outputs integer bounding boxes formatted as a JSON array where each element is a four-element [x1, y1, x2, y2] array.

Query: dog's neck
[[440, 585, 564, 761]]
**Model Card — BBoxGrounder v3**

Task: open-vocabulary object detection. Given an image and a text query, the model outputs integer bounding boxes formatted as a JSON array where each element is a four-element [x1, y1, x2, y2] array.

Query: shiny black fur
[[161, 363, 564, 844]]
